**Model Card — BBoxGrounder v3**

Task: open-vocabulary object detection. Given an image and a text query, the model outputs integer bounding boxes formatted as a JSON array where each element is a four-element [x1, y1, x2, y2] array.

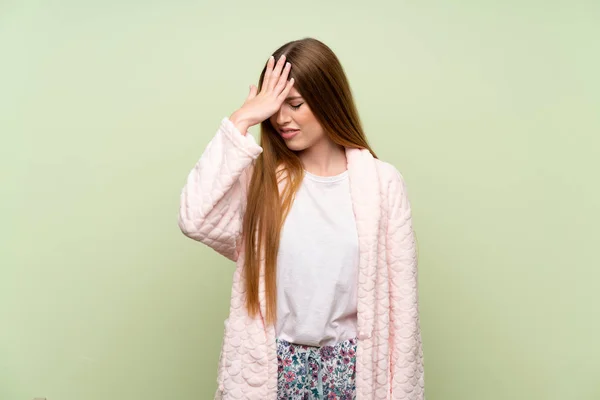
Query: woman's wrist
[[229, 110, 252, 135]]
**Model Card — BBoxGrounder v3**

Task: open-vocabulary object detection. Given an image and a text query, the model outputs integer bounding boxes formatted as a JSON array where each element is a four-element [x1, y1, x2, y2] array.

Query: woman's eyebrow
[[286, 96, 303, 100]]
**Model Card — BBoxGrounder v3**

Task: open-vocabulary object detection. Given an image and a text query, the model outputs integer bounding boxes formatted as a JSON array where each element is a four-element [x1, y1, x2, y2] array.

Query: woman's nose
[[275, 106, 291, 125]]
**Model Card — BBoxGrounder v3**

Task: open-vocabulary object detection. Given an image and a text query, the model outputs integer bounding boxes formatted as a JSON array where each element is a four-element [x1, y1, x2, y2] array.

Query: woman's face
[[269, 87, 326, 152]]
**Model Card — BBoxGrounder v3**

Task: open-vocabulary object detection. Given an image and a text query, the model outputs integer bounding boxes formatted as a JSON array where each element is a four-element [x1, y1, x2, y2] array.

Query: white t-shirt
[[275, 169, 360, 347]]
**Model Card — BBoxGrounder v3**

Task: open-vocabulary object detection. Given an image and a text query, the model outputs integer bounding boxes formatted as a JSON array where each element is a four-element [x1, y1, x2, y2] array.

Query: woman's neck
[[298, 137, 347, 177]]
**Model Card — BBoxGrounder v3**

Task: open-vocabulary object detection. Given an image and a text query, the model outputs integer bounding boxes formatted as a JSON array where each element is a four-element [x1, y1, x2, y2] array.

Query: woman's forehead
[[287, 87, 302, 98]]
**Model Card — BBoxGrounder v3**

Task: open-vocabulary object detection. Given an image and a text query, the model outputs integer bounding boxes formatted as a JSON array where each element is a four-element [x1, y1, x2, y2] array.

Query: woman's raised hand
[[229, 54, 295, 135]]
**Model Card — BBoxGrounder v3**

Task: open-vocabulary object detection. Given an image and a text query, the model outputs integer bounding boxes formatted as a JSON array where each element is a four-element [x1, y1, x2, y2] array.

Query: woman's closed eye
[[290, 103, 304, 110]]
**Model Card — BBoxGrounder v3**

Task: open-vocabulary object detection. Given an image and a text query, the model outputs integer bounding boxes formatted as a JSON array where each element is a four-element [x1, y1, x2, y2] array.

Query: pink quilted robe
[[179, 118, 425, 399]]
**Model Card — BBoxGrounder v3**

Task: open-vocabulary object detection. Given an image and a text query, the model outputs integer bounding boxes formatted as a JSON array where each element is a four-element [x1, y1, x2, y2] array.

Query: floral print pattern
[[276, 337, 358, 399]]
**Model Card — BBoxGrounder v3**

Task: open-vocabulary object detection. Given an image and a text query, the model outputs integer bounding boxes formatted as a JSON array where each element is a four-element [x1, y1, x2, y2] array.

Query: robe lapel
[[345, 147, 380, 340]]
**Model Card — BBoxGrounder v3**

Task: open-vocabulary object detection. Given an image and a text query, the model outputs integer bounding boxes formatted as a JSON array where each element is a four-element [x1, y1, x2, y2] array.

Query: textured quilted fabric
[[179, 117, 425, 399]]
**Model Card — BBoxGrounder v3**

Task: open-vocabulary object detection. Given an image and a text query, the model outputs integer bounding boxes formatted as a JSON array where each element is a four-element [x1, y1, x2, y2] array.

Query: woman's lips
[[280, 129, 300, 139]]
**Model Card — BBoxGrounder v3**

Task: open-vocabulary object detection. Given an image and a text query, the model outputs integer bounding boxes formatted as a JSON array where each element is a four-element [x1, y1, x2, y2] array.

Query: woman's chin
[[285, 141, 308, 152]]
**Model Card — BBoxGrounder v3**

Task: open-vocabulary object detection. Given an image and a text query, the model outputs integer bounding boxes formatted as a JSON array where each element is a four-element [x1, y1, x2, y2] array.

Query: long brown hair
[[242, 37, 378, 325]]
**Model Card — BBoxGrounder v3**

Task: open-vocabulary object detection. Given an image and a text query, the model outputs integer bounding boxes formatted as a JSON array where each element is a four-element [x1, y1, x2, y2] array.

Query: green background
[[2, 1, 598, 399]]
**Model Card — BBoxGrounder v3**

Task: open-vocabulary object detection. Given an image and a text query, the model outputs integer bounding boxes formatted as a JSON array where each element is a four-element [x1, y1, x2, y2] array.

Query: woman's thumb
[[247, 84, 258, 101]]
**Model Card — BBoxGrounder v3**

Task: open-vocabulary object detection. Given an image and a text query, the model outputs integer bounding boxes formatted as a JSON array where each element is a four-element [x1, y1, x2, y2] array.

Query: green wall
[[1, 1, 598, 399]]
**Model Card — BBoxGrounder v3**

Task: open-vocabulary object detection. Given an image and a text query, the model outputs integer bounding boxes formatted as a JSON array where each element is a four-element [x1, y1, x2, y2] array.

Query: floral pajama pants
[[276, 336, 358, 400]]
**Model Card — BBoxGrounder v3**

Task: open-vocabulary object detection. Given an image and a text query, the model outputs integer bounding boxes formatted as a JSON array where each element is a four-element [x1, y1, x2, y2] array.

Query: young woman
[[179, 37, 425, 400]]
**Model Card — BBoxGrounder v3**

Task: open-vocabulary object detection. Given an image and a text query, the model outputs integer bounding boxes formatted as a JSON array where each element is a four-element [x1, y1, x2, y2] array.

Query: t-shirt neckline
[[303, 169, 349, 183]]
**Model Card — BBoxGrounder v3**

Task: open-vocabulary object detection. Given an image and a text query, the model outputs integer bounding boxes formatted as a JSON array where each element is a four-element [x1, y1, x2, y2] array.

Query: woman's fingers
[[275, 62, 291, 94], [278, 77, 295, 101], [267, 54, 286, 92], [262, 56, 275, 93]]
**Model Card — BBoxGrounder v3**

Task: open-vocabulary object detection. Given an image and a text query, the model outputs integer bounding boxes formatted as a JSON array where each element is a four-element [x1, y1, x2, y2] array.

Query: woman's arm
[[178, 117, 263, 262], [386, 169, 425, 399], [179, 54, 294, 261]]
